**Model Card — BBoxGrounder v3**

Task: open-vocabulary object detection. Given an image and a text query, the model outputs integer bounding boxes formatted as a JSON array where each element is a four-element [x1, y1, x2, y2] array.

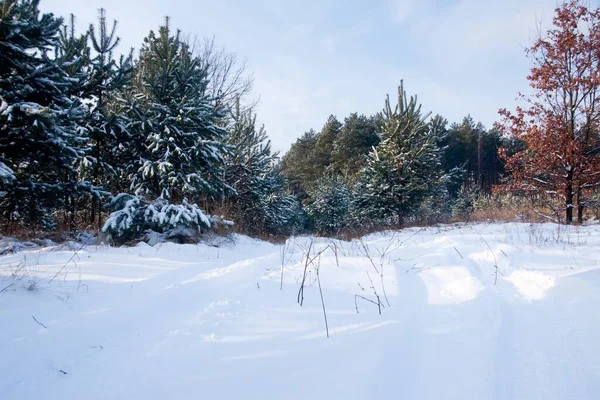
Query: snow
[[0, 161, 16, 183], [2, 223, 600, 399], [506, 270, 557, 300], [420, 266, 483, 304]]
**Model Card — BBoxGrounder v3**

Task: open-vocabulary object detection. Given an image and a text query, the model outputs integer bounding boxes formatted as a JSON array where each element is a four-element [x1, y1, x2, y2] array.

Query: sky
[[39, 0, 590, 152]]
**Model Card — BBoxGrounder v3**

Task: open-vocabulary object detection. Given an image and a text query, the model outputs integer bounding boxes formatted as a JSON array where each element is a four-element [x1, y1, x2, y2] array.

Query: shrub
[[102, 194, 211, 244]]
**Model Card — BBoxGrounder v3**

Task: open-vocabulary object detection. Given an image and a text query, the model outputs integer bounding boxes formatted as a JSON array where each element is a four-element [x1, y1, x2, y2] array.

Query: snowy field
[[1, 223, 600, 400]]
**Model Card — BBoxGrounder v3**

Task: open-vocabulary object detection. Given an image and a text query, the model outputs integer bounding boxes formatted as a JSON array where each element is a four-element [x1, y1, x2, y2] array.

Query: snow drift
[[1, 223, 600, 400]]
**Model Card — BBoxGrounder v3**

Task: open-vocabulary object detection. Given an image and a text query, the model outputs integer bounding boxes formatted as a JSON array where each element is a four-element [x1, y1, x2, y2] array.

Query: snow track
[[1, 223, 600, 399]]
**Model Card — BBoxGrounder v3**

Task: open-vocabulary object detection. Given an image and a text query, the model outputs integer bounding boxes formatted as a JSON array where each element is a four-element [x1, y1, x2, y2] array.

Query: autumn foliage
[[499, 0, 600, 224]]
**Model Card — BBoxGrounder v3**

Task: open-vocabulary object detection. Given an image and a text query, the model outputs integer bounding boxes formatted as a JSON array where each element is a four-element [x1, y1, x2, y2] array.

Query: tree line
[[282, 0, 600, 230], [280, 83, 523, 234], [1, 0, 599, 244]]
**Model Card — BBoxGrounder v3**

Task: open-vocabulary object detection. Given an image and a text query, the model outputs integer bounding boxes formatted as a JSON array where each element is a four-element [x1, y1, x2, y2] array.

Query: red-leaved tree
[[498, 0, 600, 224]]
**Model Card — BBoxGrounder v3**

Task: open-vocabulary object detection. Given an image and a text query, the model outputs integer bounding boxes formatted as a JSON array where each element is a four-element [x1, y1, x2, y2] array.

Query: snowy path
[[1, 223, 600, 399]]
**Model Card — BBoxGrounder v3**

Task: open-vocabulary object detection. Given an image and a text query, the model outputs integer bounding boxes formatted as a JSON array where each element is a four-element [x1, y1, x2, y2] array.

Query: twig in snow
[[297, 241, 329, 307], [329, 239, 341, 268], [49, 233, 94, 284], [280, 238, 291, 290], [32, 315, 47, 329], [366, 271, 383, 315], [0, 282, 15, 294], [358, 239, 390, 307], [297, 239, 313, 306], [398, 228, 425, 246], [475, 230, 500, 285], [331, 240, 347, 257], [354, 294, 382, 314], [315, 255, 329, 338], [406, 263, 436, 273], [453, 247, 464, 259], [394, 254, 424, 262]]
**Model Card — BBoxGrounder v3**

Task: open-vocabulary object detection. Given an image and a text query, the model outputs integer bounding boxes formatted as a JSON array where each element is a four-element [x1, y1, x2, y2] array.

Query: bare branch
[[32, 315, 47, 329]]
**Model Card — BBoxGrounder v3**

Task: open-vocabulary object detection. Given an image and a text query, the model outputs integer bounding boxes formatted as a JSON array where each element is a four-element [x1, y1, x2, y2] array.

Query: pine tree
[[56, 9, 134, 229], [331, 113, 379, 176], [0, 0, 88, 230], [82, 9, 133, 226], [313, 115, 342, 172], [128, 19, 232, 202], [280, 129, 319, 198], [223, 100, 300, 235], [102, 19, 234, 242], [353, 82, 447, 227], [306, 176, 352, 235]]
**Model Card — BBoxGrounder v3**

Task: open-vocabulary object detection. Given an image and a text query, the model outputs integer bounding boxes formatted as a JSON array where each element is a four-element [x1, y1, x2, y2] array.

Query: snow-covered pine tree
[[313, 115, 342, 173], [102, 19, 233, 242], [352, 81, 448, 227], [331, 113, 379, 176], [306, 176, 352, 235], [261, 173, 303, 235], [129, 20, 232, 202], [57, 9, 134, 228], [223, 100, 300, 235], [0, 0, 88, 231], [280, 129, 319, 199]]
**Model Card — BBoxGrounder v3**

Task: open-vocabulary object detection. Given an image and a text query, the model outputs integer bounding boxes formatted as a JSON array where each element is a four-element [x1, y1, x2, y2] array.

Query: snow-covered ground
[[1, 223, 600, 400]]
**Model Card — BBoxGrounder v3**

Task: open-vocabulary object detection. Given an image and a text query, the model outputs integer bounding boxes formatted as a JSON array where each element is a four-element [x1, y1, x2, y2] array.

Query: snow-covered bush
[[306, 178, 352, 235], [102, 194, 211, 244], [263, 192, 304, 236], [209, 215, 235, 230], [101, 194, 144, 240], [144, 199, 210, 232]]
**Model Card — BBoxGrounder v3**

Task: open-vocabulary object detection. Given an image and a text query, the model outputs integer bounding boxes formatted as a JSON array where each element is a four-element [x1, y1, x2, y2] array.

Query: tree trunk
[[565, 183, 573, 224], [69, 195, 76, 231], [477, 130, 482, 188], [97, 202, 103, 231], [91, 196, 97, 225], [576, 186, 584, 224]]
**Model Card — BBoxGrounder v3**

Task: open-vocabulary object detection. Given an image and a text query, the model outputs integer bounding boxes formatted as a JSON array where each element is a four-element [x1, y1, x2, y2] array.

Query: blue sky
[[41, 0, 578, 151]]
